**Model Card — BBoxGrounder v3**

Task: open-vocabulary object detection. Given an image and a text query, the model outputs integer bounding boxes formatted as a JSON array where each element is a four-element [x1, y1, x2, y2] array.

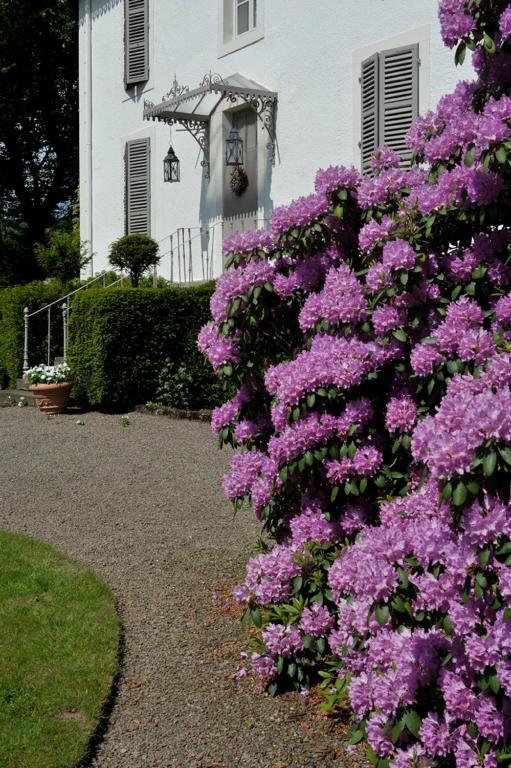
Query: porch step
[[0, 389, 36, 406]]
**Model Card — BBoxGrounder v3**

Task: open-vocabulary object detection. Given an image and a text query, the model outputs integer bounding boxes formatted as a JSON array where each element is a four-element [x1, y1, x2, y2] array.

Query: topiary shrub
[[68, 283, 216, 409], [200, 2, 511, 765], [108, 234, 160, 287]]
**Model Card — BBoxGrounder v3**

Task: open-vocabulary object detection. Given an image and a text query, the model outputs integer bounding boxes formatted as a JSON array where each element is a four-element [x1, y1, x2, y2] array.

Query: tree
[[34, 195, 90, 284], [0, 0, 78, 285], [109, 235, 160, 287]]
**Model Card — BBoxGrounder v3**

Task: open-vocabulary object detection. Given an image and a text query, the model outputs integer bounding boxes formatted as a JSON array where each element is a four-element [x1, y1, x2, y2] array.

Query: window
[[125, 138, 151, 235], [235, 0, 257, 37], [360, 44, 419, 173], [218, 0, 263, 57], [124, 0, 149, 88]]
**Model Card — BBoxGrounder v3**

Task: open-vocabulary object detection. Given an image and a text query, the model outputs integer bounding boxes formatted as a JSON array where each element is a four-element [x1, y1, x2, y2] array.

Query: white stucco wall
[[79, 0, 472, 278]]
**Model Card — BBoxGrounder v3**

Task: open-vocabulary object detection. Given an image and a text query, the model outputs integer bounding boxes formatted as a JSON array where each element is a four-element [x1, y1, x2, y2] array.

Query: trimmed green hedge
[[0, 280, 67, 388], [68, 284, 221, 410]]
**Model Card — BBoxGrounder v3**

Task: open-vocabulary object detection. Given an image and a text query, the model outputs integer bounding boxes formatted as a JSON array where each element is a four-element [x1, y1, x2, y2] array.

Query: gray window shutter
[[125, 0, 149, 87], [125, 138, 151, 235], [378, 44, 419, 166], [360, 53, 379, 174]]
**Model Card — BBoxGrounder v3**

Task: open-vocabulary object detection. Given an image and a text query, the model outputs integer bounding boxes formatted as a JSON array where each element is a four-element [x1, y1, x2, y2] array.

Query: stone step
[[0, 389, 36, 406]]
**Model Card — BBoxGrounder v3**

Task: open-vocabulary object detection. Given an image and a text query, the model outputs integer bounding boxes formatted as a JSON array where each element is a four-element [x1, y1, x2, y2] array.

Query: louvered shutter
[[125, 0, 149, 87], [360, 54, 379, 174], [125, 138, 151, 235], [379, 44, 419, 166]]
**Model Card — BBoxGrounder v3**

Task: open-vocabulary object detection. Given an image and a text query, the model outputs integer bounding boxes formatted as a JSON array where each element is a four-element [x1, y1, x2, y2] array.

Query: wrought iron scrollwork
[[163, 74, 189, 103], [174, 119, 210, 180], [200, 72, 224, 89]]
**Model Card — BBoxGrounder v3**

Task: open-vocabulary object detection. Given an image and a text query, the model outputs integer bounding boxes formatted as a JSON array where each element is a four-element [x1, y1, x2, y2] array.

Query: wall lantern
[[225, 128, 244, 166], [164, 145, 180, 182]]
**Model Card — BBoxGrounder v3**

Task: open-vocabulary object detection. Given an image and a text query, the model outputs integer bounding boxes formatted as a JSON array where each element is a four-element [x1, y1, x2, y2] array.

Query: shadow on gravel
[[76, 609, 126, 768]]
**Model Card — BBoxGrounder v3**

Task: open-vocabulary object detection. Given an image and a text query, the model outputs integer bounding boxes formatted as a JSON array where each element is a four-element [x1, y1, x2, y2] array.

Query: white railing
[[155, 216, 270, 284], [22, 273, 126, 376]]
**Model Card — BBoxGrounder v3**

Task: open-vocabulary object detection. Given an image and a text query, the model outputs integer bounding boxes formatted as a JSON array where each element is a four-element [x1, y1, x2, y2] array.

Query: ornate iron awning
[[143, 72, 278, 179]]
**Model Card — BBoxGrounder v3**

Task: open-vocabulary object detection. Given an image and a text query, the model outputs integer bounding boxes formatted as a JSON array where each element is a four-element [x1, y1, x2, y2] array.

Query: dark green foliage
[[0, 280, 67, 387], [0, 0, 78, 285], [35, 225, 89, 283], [155, 341, 225, 411], [108, 235, 160, 288], [68, 284, 218, 409]]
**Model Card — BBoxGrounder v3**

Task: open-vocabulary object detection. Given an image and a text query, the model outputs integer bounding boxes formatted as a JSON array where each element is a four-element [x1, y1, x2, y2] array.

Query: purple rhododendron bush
[[199, 3, 511, 766]]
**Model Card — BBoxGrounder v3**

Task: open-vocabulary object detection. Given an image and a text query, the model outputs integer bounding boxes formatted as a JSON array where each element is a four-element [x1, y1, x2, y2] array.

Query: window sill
[[218, 27, 264, 58]]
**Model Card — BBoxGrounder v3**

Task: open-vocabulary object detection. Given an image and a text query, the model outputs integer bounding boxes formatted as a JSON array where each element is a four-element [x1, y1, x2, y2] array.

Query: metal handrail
[[22, 274, 126, 375]]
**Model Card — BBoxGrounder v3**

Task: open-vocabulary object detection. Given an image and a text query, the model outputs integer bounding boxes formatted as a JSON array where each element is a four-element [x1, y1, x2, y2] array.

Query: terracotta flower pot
[[29, 381, 72, 414]]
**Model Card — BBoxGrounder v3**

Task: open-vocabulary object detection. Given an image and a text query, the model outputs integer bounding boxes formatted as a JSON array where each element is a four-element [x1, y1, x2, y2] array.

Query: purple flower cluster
[[298, 264, 367, 330], [223, 228, 273, 257], [314, 165, 360, 197], [200, 4, 511, 765], [270, 193, 329, 236]]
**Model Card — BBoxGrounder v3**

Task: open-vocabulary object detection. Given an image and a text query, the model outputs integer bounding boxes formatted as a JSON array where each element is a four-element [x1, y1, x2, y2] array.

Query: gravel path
[[0, 408, 363, 768]]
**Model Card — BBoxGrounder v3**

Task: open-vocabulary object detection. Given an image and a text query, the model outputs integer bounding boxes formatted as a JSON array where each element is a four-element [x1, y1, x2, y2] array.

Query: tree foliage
[[0, 0, 78, 285]]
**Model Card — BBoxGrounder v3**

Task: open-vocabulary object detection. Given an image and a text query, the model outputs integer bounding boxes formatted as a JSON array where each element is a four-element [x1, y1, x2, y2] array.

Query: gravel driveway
[[0, 408, 361, 768]]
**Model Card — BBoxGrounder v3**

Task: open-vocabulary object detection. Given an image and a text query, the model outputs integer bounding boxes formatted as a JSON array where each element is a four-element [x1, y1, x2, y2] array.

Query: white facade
[[79, 0, 471, 280]]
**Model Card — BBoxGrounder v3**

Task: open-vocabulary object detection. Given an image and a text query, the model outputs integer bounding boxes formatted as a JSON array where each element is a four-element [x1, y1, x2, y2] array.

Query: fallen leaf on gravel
[[123, 677, 148, 689]]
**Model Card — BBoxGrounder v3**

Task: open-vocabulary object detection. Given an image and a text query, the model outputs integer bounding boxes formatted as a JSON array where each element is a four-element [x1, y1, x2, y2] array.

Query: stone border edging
[[134, 404, 211, 422]]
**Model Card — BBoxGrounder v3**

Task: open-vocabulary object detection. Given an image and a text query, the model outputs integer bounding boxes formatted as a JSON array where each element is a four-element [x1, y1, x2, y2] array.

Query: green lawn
[[0, 531, 120, 768]]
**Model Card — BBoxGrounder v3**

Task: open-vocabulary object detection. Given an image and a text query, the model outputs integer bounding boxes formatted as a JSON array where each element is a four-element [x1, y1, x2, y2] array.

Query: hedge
[[0, 280, 67, 388], [67, 283, 221, 410]]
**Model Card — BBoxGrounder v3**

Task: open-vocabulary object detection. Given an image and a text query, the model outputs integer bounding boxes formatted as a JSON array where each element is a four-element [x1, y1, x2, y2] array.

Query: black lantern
[[164, 145, 180, 182], [225, 127, 244, 166]]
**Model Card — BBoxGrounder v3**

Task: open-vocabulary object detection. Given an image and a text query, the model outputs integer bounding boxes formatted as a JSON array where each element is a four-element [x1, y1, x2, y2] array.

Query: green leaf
[[348, 730, 365, 745], [483, 451, 497, 477], [464, 145, 475, 167], [276, 656, 284, 674], [375, 605, 389, 626], [479, 547, 490, 566], [293, 576, 303, 593], [279, 466, 288, 482], [316, 637, 326, 655], [404, 709, 421, 739], [453, 481, 467, 507], [251, 608, 262, 628], [304, 451, 314, 467], [455, 40, 466, 66], [392, 328, 408, 342], [267, 682, 278, 696], [288, 662, 297, 677], [499, 447, 511, 466], [496, 145, 508, 164], [440, 481, 453, 501], [490, 674, 501, 694], [307, 393, 316, 409], [330, 486, 339, 502], [391, 719, 405, 744], [484, 32, 496, 53]]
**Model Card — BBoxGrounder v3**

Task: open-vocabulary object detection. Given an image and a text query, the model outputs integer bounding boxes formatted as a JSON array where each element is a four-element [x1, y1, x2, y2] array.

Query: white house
[[79, 0, 471, 280]]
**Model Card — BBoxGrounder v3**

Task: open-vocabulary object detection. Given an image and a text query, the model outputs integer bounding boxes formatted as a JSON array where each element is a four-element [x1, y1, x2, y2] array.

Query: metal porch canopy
[[143, 72, 278, 178]]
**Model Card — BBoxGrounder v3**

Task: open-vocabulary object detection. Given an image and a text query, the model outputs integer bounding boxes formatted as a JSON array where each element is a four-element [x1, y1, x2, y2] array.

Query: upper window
[[360, 44, 419, 173], [218, 0, 263, 57], [235, 0, 257, 37]]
